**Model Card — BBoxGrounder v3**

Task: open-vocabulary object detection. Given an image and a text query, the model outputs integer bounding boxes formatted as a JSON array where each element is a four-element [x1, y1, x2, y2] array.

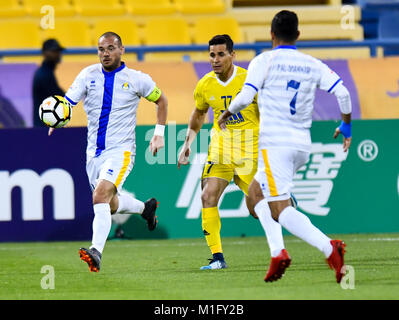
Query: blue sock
[[213, 252, 224, 261]]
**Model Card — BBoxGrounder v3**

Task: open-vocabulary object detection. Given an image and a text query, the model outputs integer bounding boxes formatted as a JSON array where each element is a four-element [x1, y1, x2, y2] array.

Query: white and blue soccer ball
[[39, 95, 72, 128]]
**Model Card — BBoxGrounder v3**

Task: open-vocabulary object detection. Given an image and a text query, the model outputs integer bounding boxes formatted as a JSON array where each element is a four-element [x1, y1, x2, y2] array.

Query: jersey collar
[[102, 61, 126, 76], [215, 65, 237, 87], [273, 45, 297, 50]]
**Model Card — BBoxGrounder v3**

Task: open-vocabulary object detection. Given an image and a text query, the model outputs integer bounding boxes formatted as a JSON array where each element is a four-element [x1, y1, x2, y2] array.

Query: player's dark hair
[[99, 31, 123, 47], [271, 10, 299, 43], [208, 34, 234, 53]]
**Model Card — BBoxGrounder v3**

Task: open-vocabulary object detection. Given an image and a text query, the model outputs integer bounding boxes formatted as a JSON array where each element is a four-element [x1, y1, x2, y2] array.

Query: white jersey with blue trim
[[65, 62, 155, 157], [244, 46, 341, 152]]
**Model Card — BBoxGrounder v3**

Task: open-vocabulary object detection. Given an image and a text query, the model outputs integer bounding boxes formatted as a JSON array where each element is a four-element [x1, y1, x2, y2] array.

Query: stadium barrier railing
[[1, 38, 399, 60]]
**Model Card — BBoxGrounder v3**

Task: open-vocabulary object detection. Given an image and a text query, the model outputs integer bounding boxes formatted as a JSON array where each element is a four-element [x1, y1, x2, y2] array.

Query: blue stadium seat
[[378, 11, 399, 55]]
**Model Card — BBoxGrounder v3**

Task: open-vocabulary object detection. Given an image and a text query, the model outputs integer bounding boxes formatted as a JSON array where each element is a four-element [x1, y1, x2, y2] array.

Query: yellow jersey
[[194, 65, 259, 164]]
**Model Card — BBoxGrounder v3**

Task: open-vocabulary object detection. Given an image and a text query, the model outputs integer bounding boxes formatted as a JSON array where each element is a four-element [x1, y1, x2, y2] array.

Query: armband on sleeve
[[145, 86, 162, 102]]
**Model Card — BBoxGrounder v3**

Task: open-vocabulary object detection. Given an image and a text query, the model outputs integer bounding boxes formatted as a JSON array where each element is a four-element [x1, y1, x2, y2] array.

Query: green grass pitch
[[0, 233, 398, 300]]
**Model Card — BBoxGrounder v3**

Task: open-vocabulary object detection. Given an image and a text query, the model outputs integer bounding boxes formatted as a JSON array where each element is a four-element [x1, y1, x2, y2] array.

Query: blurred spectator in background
[[0, 86, 25, 128], [32, 39, 65, 127]]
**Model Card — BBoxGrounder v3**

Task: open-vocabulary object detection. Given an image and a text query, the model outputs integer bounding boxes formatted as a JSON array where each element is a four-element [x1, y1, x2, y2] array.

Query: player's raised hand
[[48, 128, 55, 136], [177, 145, 191, 169], [333, 127, 352, 152], [149, 135, 165, 156]]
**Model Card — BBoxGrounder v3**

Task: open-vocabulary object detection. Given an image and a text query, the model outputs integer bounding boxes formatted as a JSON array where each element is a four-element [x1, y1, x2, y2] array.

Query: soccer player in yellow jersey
[[178, 35, 263, 270]]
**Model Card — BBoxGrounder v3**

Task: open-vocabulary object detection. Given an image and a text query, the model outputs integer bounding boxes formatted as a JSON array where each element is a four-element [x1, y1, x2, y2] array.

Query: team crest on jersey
[[122, 82, 130, 90]]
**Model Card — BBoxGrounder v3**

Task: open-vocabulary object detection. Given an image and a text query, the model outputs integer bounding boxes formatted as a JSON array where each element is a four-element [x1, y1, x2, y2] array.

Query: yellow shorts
[[201, 156, 257, 196]]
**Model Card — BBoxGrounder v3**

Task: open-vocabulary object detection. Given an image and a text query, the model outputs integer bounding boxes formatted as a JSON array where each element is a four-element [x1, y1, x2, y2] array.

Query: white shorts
[[86, 149, 135, 193], [254, 147, 310, 201]]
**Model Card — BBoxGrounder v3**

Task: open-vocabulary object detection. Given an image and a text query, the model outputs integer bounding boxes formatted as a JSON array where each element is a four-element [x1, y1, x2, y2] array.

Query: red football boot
[[264, 249, 291, 282], [326, 240, 346, 283]]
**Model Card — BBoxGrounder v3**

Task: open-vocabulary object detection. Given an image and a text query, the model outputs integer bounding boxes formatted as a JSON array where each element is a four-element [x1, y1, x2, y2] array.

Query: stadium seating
[[193, 16, 243, 44], [190, 16, 255, 61], [142, 17, 192, 61], [41, 19, 92, 47], [0, 0, 371, 61], [24, 0, 76, 17], [143, 17, 191, 45], [92, 19, 141, 46], [242, 22, 363, 42], [124, 0, 176, 15], [74, 0, 126, 16], [174, 0, 226, 14], [0, 0, 27, 17], [232, 0, 341, 6], [0, 20, 40, 49], [377, 11, 399, 55], [231, 5, 361, 25]]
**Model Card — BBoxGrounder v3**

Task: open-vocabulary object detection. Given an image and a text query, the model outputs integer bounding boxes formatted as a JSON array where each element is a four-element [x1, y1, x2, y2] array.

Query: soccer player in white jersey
[[49, 32, 168, 272], [218, 11, 352, 283]]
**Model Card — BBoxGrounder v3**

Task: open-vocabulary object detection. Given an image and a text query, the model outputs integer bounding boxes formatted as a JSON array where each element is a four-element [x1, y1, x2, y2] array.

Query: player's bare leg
[[248, 180, 290, 282], [245, 195, 258, 219], [200, 177, 229, 270], [269, 199, 345, 283]]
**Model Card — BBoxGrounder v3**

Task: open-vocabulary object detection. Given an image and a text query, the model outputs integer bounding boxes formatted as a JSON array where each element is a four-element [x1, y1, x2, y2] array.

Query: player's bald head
[[99, 31, 123, 47]]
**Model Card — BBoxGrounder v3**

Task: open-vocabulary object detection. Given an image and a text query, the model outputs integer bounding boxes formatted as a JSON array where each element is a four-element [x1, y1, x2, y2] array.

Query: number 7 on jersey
[[286, 80, 301, 115]]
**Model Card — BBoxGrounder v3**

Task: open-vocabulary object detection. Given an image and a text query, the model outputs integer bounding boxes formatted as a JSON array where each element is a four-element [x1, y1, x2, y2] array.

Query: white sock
[[90, 203, 112, 254], [116, 192, 145, 214], [278, 206, 332, 258], [255, 199, 285, 257]]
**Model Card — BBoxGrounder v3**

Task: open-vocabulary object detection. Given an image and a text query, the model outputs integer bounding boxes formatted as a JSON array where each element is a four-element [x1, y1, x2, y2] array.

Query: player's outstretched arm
[[149, 92, 168, 156], [334, 113, 352, 152], [331, 82, 352, 152], [177, 108, 207, 169]]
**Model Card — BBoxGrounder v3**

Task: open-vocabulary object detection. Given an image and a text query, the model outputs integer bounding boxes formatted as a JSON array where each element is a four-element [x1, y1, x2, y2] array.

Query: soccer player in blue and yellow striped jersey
[[178, 35, 263, 270]]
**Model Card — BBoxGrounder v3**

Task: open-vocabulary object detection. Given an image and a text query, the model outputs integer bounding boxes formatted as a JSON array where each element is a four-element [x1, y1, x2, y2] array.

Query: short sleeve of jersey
[[135, 71, 156, 98], [193, 79, 209, 111], [65, 68, 87, 106], [316, 60, 341, 93], [244, 54, 269, 92]]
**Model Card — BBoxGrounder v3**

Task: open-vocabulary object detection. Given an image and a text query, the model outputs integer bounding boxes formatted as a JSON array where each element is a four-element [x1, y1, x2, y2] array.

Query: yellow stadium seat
[[74, 0, 126, 16], [193, 16, 243, 44], [92, 19, 141, 46], [232, 0, 339, 5], [242, 23, 363, 42], [124, 0, 176, 15], [143, 17, 191, 61], [41, 19, 92, 47], [0, 0, 27, 18], [232, 5, 361, 25], [188, 49, 255, 62], [174, 0, 225, 14], [24, 0, 76, 17], [0, 20, 40, 49], [143, 17, 191, 45]]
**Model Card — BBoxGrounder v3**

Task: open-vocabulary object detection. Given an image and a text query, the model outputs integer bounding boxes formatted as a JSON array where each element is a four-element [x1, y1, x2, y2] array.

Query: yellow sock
[[201, 207, 222, 254]]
